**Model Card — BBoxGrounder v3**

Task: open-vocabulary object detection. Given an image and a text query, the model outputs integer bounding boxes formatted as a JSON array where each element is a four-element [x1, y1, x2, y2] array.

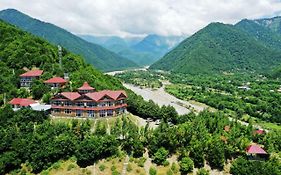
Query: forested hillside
[[0, 9, 138, 71], [150, 23, 281, 74], [0, 19, 123, 104], [235, 18, 281, 78], [254, 16, 281, 34]]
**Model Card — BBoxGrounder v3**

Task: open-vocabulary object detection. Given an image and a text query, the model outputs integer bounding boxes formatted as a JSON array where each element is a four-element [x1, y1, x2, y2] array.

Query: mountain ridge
[[80, 33, 185, 66], [0, 8, 138, 71], [150, 22, 281, 74]]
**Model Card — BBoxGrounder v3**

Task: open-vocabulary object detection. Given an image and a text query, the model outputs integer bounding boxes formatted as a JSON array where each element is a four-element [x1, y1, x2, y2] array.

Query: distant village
[[9, 69, 128, 118]]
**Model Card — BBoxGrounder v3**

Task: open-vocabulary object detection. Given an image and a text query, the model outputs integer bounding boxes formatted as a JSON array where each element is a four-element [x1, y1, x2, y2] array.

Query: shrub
[[111, 165, 116, 171], [179, 157, 194, 174], [149, 166, 157, 175], [171, 162, 179, 173], [127, 163, 132, 172], [153, 147, 169, 165], [163, 160, 170, 167], [166, 169, 173, 175], [112, 170, 120, 175], [137, 157, 147, 167], [52, 162, 61, 170], [99, 164, 106, 171], [197, 168, 210, 175], [67, 163, 76, 171]]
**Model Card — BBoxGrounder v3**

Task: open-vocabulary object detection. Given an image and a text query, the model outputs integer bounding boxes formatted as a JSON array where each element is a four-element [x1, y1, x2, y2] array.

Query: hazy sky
[[1, 0, 281, 37]]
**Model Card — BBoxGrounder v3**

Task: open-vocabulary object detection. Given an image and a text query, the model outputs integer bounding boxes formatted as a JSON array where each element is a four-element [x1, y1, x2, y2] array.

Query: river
[[123, 83, 206, 115], [105, 68, 206, 115]]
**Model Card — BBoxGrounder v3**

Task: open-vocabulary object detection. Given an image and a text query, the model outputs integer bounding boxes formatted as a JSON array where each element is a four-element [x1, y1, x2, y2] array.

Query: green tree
[[179, 157, 194, 174], [153, 147, 169, 165], [31, 80, 50, 99]]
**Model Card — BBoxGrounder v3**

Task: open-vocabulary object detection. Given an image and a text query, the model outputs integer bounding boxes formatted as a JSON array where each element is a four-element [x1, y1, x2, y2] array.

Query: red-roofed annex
[[20, 69, 43, 87], [44, 77, 67, 89], [246, 144, 267, 154]]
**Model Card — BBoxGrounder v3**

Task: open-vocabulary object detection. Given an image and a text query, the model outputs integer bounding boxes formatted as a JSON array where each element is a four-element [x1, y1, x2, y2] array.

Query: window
[[87, 102, 97, 107], [76, 102, 84, 107], [107, 110, 113, 116], [76, 110, 83, 117], [106, 101, 114, 106], [99, 110, 107, 117], [53, 109, 60, 113], [64, 109, 72, 114], [65, 101, 72, 106], [53, 101, 61, 106], [88, 110, 94, 117], [99, 102, 106, 107]]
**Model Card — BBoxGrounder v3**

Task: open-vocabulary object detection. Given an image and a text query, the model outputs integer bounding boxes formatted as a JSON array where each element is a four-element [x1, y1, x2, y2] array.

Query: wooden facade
[[50, 90, 127, 118]]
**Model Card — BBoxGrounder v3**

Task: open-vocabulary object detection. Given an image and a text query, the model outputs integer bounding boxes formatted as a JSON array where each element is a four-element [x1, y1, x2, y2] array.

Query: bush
[[179, 157, 194, 174], [112, 170, 120, 175], [163, 160, 170, 167], [197, 168, 210, 175], [171, 162, 179, 173], [52, 162, 61, 170], [111, 165, 116, 171], [153, 147, 169, 165], [67, 163, 76, 171], [99, 164, 106, 171], [137, 157, 147, 167], [149, 166, 157, 175], [166, 169, 173, 175], [127, 163, 132, 172]]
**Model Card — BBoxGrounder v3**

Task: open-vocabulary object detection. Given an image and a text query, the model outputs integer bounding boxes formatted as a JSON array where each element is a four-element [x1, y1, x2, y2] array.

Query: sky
[[1, 0, 281, 37]]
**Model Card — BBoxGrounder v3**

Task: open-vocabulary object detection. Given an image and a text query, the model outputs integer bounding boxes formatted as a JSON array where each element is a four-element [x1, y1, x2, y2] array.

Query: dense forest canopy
[[150, 22, 281, 75]]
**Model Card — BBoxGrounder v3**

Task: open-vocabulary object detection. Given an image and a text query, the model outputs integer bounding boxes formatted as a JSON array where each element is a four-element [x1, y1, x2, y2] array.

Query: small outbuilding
[[246, 144, 268, 160], [44, 77, 67, 89]]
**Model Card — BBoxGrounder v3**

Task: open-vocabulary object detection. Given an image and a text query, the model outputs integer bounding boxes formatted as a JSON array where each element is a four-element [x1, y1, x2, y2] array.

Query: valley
[[1, 3, 281, 175]]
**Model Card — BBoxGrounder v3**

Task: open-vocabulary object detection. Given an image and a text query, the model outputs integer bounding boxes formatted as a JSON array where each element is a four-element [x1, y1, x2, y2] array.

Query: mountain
[[254, 16, 281, 34], [150, 22, 281, 74], [235, 19, 281, 50], [79, 35, 143, 50], [132, 34, 184, 55], [80, 34, 185, 66], [0, 9, 138, 71]]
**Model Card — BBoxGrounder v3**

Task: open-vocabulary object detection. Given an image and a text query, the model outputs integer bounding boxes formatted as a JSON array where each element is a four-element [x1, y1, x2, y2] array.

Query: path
[[121, 155, 129, 175], [143, 149, 152, 175]]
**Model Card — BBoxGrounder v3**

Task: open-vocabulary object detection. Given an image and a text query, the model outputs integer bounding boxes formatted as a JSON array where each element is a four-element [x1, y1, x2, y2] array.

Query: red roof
[[20, 70, 43, 77], [61, 92, 81, 101], [246, 145, 267, 154], [44, 77, 67, 84], [78, 82, 95, 91], [255, 129, 265, 135], [86, 90, 127, 101], [52, 103, 127, 111], [9, 98, 37, 107]]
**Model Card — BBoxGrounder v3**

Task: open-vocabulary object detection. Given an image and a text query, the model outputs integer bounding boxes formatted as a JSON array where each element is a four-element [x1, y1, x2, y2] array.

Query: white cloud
[[1, 0, 281, 37]]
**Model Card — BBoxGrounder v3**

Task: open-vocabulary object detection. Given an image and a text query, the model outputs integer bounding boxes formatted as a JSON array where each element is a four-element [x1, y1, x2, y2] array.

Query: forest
[[1, 106, 280, 174], [165, 73, 281, 124]]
